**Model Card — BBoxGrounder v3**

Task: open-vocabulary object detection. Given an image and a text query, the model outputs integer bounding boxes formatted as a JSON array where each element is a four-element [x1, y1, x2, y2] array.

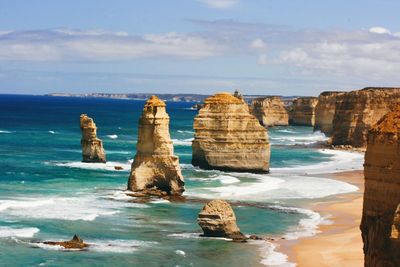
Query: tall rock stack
[[331, 87, 400, 147], [80, 114, 106, 163], [192, 92, 270, 173], [313, 91, 345, 136], [251, 96, 289, 127], [128, 95, 184, 196], [361, 106, 400, 267], [289, 97, 318, 126]]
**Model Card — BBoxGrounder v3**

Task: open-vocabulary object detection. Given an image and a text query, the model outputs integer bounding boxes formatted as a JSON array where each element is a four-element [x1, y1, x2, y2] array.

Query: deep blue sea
[[0, 95, 364, 266]]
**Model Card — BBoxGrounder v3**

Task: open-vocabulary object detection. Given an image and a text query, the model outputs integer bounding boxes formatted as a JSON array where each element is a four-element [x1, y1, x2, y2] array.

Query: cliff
[[331, 87, 400, 147], [250, 96, 289, 127], [80, 114, 106, 163], [127, 95, 185, 196], [361, 106, 400, 267], [289, 97, 318, 126], [192, 92, 270, 173], [313, 91, 345, 136]]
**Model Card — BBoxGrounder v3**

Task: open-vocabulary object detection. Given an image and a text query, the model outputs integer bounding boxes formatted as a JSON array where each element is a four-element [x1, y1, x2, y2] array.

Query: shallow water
[[0, 95, 363, 266]]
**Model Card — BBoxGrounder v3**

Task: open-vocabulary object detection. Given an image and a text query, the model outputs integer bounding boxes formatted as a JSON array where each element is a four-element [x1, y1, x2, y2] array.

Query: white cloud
[[250, 38, 266, 49], [369, 26, 391, 35], [198, 0, 238, 9]]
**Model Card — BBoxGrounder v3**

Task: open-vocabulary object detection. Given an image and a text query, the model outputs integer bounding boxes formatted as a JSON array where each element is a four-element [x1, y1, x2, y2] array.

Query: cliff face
[[251, 96, 289, 127], [192, 92, 270, 173], [361, 106, 400, 267], [127, 96, 185, 196], [289, 97, 318, 126], [313, 91, 345, 136], [80, 114, 106, 163], [331, 87, 400, 147]]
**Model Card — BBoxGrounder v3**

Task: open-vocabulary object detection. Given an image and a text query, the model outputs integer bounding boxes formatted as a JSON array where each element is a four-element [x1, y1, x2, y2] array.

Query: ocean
[[0, 95, 364, 266]]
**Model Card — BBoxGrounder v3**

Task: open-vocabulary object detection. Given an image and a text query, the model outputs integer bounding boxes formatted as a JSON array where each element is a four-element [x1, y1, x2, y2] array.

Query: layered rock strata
[[331, 87, 400, 147], [313, 91, 345, 136], [192, 92, 270, 173], [361, 106, 400, 267], [289, 97, 318, 126], [251, 96, 289, 127], [128, 95, 185, 196], [80, 114, 106, 163], [198, 199, 246, 242]]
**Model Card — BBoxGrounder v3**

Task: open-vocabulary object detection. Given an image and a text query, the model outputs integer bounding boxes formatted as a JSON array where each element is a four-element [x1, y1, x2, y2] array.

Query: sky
[[0, 0, 399, 96]]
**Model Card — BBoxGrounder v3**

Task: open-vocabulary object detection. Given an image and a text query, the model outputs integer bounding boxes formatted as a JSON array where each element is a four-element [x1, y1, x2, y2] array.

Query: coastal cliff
[[361, 106, 400, 267], [127, 96, 185, 196], [192, 92, 270, 173], [331, 87, 400, 147], [289, 97, 318, 126], [313, 91, 345, 136], [80, 114, 106, 163], [250, 96, 289, 127]]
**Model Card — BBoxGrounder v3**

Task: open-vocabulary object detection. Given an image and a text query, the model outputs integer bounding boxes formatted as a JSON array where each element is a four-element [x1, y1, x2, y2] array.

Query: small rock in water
[[42, 235, 89, 249], [114, 166, 124, 170]]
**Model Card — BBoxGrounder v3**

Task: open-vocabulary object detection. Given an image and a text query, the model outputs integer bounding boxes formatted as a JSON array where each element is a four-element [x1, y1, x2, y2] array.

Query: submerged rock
[[192, 92, 270, 173], [331, 87, 400, 147], [80, 114, 106, 163], [127, 95, 185, 196], [250, 96, 289, 127], [198, 199, 247, 242], [289, 97, 318, 126], [361, 106, 400, 266], [43, 235, 89, 249], [313, 91, 345, 136]]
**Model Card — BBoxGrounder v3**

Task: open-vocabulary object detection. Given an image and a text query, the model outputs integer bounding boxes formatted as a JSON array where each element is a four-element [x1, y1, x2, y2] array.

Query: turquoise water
[[0, 95, 363, 266]]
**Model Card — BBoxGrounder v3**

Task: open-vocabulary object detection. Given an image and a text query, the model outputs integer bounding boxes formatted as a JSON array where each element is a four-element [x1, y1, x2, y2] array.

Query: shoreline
[[277, 170, 364, 266]]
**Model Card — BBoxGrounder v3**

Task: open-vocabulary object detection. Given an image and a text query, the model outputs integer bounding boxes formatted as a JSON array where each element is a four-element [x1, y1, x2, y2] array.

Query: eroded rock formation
[[289, 97, 318, 126], [127, 95, 185, 196], [361, 106, 400, 267], [80, 114, 106, 163], [192, 92, 270, 173], [43, 235, 89, 249], [313, 91, 345, 136], [251, 96, 289, 127], [198, 199, 247, 242], [331, 87, 400, 147]]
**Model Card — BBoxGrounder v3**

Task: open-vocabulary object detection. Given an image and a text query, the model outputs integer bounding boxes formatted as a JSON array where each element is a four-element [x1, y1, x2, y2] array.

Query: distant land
[[46, 93, 300, 103]]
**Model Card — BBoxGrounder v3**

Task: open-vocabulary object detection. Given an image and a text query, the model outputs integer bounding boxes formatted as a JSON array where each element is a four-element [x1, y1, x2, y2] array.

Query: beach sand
[[278, 170, 365, 267]]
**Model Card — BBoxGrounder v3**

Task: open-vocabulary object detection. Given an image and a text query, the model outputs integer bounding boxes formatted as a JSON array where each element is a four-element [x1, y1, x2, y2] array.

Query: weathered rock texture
[[43, 235, 89, 249], [127, 95, 184, 196], [192, 92, 270, 173], [361, 106, 400, 267], [313, 91, 345, 136], [198, 199, 246, 242], [289, 97, 318, 126], [331, 87, 400, 147], [251, 96, 289, 127], [80, 114, 106, 163]]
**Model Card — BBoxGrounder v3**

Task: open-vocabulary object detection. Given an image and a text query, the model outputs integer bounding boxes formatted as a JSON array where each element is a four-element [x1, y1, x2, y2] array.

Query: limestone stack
[[313, 91, 345, 136], [331, 87, 400, 147], [127, 95, 184, 196], [289, 97, 318, 126], [192, 92, 270, 173], [250, 96, 289, 127], [198, 199, 246, 241], [80, 114, 106, 163], [361, 106, 400, 267]]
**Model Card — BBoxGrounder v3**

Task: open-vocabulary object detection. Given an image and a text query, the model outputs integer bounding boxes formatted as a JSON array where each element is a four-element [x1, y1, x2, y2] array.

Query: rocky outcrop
[[43, 235, 89, 249], [250, 96, 289, 127], [332, 87, 400, 147], [80, 114, 106, 163], [192, 92, 270, 173], [313, 91, 345, 136], [289, 97, 318, 126], [127, 96, 184, 196], [198, 199, 247, 242], [361, 106, 400, 267]]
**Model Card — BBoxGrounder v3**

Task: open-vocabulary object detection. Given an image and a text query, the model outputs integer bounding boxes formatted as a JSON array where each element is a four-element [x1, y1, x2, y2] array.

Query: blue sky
[[0, 0, 399, 95]]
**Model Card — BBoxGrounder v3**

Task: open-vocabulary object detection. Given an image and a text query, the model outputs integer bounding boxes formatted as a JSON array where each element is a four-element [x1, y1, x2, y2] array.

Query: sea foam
[[0, 226, 40, 238]]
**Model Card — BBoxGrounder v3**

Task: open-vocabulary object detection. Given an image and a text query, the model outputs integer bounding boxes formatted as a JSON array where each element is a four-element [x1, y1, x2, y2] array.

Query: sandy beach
[[279, 170, 365, 267]]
